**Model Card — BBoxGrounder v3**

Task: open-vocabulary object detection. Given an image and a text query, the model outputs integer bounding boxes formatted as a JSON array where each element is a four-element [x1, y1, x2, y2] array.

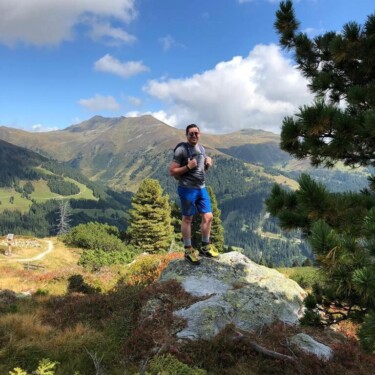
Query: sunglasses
[[188, 132, 199, 137]]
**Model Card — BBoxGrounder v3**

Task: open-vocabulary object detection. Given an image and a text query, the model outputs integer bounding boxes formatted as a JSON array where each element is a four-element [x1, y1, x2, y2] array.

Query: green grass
[[277, 266, 323, 289], [28, 180, 64, 201], [0, 173, 97, 213], [34, 166, 54, 176], [0, 188, 32, 212], [62, 177, 97, 200]]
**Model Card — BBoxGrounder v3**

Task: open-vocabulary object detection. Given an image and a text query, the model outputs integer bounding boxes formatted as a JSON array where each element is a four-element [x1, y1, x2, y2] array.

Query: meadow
[[0, 238, 373, 375], [0, 173, 96, 214]]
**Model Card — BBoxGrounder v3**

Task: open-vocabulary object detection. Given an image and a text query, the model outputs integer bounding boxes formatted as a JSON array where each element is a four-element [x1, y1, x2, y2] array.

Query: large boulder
[[159, 252, 306, 340]]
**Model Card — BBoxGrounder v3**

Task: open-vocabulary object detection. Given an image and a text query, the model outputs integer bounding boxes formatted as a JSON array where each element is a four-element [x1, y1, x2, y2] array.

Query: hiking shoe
[[184, 247, 201, 265], [199, 243, 219, 258]]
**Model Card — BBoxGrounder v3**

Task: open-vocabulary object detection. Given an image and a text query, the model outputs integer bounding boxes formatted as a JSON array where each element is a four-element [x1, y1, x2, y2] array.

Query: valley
[[0, 115, 370, 266]]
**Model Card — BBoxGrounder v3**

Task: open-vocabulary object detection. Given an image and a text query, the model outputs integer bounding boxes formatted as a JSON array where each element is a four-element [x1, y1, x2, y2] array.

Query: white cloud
[[159, 35, 175, 51], [125, 110, 178, 127], [127, 96, 142, 106], [144, 44, 314, 134], [78, 94, 120, 111], [71, 117, 81, 125], [0, 0, 137, 46], [89, 20, 137, 46], [158, 35, 185, 51], [303, 27, 327, 37], [94, 54, 149, 78], [31, 124, 58, 132]]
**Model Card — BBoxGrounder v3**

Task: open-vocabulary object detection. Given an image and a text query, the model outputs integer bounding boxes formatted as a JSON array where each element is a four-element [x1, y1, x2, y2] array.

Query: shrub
[[122, 253, 183, 286], [78, 248, 135, 269], [286, 267, 323, 289], [9, 358, 59, 375], [146, 353, 207, 375], [35, 289, 49, 297], [300, 309, 322, 327], [67, 274, 101, 294], [358, 310, 375, 352], [63, 222, 122, 251]]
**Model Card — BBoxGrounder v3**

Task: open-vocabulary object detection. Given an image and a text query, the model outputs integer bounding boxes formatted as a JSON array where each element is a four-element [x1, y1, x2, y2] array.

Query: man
[[169, 124, 219, 265]]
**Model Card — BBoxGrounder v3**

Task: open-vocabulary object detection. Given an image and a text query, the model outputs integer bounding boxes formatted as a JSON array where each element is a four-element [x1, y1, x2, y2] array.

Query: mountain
[[0, 139, 48, 187], [0, 115, 292, 191], [0, 139, 132, 237], [0, 115, 183, 190], [0, 115, 371, 266], [0, 115, 369, 193]]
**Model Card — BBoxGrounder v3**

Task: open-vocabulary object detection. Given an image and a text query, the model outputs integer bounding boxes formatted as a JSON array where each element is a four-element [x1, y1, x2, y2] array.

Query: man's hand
[[187, 158, 198, 170], [204, 156, 212, 170]]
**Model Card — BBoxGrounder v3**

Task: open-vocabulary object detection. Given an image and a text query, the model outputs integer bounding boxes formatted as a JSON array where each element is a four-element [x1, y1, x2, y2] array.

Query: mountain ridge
[[0, 115, 288, 190]]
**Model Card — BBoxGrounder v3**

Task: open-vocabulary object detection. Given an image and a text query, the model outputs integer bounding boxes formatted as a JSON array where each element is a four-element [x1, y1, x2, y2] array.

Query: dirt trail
[[0, 240, 53, 262]]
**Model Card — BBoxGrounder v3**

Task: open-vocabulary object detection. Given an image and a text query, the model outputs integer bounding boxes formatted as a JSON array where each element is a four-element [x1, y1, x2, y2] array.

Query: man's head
[[186, 124, 200, 146]]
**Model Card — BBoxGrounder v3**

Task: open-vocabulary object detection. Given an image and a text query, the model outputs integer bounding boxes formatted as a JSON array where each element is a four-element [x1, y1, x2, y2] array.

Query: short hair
[[185, 123, 200, 135]]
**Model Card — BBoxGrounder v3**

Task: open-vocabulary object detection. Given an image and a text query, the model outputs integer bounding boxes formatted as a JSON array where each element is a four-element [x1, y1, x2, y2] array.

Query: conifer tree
[[207, 186, 225, 252], [267, 1, 375, 350], [169, 201, 183, 251], [127, 179, 173, 253], [275, 0, 375, 169], [191, 213, 201, 250]]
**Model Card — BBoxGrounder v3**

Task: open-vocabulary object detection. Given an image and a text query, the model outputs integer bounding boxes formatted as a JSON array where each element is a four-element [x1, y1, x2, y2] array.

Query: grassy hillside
[[0, 116, 290, 190], [0, 239, 373, 375], [0, 140, 131, 237], [0, 115, 369, 193], [0, 176, 97, 213]]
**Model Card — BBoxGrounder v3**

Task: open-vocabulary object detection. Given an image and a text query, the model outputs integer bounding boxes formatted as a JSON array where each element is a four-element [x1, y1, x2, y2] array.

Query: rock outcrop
[[159, 252, 306, 340], [290, 333, 333, 361]]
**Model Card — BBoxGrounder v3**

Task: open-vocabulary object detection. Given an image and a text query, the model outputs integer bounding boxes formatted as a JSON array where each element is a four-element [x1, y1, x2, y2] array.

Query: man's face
[[186, 127, 200, 145]]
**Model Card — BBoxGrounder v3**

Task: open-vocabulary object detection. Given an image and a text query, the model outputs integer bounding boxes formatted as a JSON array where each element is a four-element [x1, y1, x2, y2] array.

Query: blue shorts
[[178, 186, 212, 216]]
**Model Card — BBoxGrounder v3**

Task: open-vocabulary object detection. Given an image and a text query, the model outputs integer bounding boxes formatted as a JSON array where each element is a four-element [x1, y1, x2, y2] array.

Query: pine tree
[[169, 201, 183, 251], [275, 0, 375, 169], [127, 179, 173, 253], [267, 1, 375, 350], [207, 186, 225, 252], [191, 213, 201, 250]]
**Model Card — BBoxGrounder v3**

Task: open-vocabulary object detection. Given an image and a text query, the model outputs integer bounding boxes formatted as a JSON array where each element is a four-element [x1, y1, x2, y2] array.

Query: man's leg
[[200, 212, 213, 240], [181, 215, 193, 246], [200, 212, 219, 258], [182, 215, 200, 264], [178, 186, 201, 264]]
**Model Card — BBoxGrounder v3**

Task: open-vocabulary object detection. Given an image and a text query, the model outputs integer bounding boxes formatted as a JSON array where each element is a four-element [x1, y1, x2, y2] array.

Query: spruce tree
[[191, 213, 201, 250], [267, 1, 375, 350], [127, 179, 173, 253], [170, 201, 183, 251], [207, 186, 225, 252]]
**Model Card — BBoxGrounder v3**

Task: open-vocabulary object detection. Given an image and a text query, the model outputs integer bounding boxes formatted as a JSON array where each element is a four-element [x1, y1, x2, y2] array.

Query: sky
[[0, 0, 374, 135]]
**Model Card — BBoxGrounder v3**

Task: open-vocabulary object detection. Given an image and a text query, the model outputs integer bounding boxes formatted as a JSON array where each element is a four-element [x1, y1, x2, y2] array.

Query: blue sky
[[0, 0, 374, 134]]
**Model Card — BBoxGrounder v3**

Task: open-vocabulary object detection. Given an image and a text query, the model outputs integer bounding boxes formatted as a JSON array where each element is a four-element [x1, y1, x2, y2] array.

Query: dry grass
[[0, 241, 374, 375], [0, 237, 83, 294], [0, 299, 111, 374]]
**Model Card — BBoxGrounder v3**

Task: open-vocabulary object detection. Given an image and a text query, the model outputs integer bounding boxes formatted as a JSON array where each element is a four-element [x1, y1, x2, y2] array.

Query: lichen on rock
[[159, 252, 306, 340]]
